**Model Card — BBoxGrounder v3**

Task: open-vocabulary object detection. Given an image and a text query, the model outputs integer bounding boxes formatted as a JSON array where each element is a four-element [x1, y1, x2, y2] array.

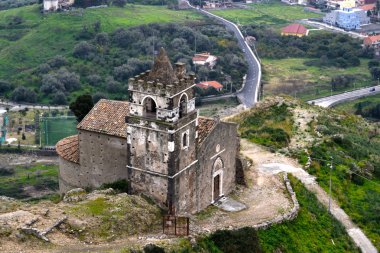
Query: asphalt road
[[308, 85, 380, 107], [190, 5, 261, 108]]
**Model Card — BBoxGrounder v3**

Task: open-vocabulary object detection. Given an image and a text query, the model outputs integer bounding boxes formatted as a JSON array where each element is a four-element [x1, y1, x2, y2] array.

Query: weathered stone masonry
[[56, 48, 239, 215]]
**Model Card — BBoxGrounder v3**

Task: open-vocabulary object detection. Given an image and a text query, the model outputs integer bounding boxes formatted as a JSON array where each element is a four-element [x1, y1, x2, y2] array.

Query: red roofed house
[[281, 23, 309, 37], [359, 3, 375, 11], [192, 52, 218, 68], [363, 35, 380, 56], [196, 81, 224, 91]]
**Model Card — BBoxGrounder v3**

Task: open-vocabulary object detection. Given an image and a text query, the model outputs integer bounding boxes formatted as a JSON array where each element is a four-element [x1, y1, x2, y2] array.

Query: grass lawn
[[0, 163, 59, 199], [40, 116, 77, 146], [0, 4, 202, 80], [334, 93, 380, 114], [210, 0, 321, 28], [262, 57, 372, 101]]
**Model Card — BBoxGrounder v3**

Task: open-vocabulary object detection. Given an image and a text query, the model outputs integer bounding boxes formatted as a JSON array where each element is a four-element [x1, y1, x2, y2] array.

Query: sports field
[[40, 116, 77, 146]]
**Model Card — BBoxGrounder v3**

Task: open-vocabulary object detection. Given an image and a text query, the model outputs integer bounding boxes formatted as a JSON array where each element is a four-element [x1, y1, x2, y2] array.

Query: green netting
[[40, 116, 77, 146]]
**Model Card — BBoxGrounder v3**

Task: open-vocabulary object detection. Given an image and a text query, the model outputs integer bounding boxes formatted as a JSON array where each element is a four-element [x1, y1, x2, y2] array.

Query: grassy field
[[0, 163, 59, 199], [40, 116, 77, 146], [0, 4, 202, 80], [334, 93, 380, 114], [262, 58, 372, 101], [210, 1, 321, 27]]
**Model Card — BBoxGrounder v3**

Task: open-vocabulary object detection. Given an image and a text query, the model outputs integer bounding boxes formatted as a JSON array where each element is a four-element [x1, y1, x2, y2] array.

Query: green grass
[[334, 93, 380, 114], [210, 0, 321, 28], [175, 176, 358, 253], [40, 116, 77, 146], [0, 4, 202, 80], [257, 175, 359, 252], [262, 58, 372, 101], [0, 163, 59, 199]]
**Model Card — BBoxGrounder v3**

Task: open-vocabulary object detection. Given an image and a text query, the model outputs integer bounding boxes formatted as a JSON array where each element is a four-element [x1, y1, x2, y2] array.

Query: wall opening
[[179, 93, 188, 119], [143, 97, 157, 118]]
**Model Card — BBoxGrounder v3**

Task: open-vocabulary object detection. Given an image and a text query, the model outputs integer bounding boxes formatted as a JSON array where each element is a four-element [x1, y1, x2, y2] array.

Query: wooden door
[[213, 174, 220, 201]]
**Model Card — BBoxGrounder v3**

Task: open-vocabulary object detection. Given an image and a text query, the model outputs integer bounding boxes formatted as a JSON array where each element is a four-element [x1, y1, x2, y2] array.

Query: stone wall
[[58, 157, 81, 193], [77, 130, 127, 189], [178, 121, 238, 214]]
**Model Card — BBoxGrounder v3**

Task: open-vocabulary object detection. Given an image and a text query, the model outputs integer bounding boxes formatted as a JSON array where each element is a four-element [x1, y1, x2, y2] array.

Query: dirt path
[[240, 139, 378, 253]]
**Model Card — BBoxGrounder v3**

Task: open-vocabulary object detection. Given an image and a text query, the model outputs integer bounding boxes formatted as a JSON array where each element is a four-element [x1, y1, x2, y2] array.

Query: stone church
[[56, 48, 239, 215]]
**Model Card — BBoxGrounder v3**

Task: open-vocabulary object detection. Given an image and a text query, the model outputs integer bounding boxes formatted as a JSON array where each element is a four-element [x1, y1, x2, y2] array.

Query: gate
[[163, 215, 189, 236]]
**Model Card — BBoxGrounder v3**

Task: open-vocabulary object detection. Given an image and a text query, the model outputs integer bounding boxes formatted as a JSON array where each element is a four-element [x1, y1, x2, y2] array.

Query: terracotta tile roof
[[56, 135, 79, 164], [77, 99, 129, 138], [281, 23, 308, 35], [192, 52, 216, 62], [359, 3, 375, 11], [364, 34, 380, 45], [198, 117, 217, 144], [196, 81, 223, 90]]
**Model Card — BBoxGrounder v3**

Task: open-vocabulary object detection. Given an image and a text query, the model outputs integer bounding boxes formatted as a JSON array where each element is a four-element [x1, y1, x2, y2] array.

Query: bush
[[48, 55, 68, 69], [73, 41, 94, 59], [0, 166, 15, 176], [11, 86, 36, 103], [143, 244, 165, 253], [0, 80, 11, 93]]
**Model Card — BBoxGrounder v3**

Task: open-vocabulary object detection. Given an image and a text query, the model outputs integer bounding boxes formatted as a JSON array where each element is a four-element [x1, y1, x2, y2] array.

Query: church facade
[[56, 48, 239, 215]]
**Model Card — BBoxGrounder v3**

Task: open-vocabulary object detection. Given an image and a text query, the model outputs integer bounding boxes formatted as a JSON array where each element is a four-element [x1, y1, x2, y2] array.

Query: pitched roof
[[148, 47, 178, 84], [77, 99, 129, 138], [196, 81, 223, 90], [359, 3, 375, 11], [281, 23, 308, 35], [56, 135, 79, 164], [363, 34, 380, 45], [198, 117, 217, 144], [192, 52, 216, 62]]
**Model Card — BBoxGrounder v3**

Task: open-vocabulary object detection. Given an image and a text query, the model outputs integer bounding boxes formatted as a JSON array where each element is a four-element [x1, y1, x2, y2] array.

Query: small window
[[182, 130, 189, 149]]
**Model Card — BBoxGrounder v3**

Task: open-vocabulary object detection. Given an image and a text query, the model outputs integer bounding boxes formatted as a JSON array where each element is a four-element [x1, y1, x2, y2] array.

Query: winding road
[[189, 4, 261, 108]]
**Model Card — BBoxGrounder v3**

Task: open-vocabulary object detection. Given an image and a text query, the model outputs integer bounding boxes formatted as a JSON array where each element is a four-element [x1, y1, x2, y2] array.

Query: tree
[[73, 41, 94, 59], [52, 91, 67, 105], [11, 86, 36, 103], [93, 20, 101, 33], [48, 55, 68, 68], [92, 92, 107, 103], [69, 94, 94, 122], [113, 0, 127, 7], [95, 32, 109, 46], [22, 133, 26, 141], [0, 80, 11, 93]]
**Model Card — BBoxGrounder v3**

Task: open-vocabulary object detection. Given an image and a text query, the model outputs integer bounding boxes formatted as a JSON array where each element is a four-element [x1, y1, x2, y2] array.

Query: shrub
[[143, 244, 165, 253], [0, 166, 15, 176], [0, 80, 11, 93], [11, 86, 36, 103], [101, 179, 128, 193], [48, 55, 68, 69], [73, 41, 94, 59]]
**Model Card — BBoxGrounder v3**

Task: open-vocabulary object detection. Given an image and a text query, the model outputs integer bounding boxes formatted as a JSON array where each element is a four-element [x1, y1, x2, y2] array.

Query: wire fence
[[40, 116, 77, 146]]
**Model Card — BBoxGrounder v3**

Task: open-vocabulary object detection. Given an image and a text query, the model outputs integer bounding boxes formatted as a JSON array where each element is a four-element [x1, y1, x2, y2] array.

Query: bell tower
[[126, 48, 198, 214]]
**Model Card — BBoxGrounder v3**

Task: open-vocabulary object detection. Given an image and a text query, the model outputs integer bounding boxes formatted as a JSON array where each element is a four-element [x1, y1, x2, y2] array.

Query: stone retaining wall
[[251, 173, 299, 230]]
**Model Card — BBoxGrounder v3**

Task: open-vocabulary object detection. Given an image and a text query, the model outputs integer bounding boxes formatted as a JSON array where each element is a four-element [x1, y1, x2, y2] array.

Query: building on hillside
[[357, 0, 376, 5], [281, 23, 309, 37], [281, 0, 307, 5], [56, 48, 239, 215], [196, 81, 224, 92], [323, 8, 370, 30], [358, 3, 375, 12], [192, 52, 218, 69], [178, 0, 191, 9], [325, 0, 356, 9], [203, 0, 233, 8], [363, 34, 380, 55], [43, 0, 74, 11]]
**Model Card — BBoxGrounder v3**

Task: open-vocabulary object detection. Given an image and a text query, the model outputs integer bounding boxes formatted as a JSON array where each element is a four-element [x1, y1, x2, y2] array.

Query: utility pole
[[328, 157, 333, 213]]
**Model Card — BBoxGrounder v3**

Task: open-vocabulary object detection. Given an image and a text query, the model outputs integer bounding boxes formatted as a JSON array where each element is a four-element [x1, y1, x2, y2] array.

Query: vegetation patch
[[0, 163, 59, 199], [231, 99, 294, 149]]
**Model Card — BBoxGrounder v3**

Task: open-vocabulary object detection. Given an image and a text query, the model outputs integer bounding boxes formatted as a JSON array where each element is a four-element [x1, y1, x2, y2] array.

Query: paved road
[[0, 101, 67, 112], [189, 4, 261, 108], [308, 85, 380, 107], [241, 140, 378, 253]]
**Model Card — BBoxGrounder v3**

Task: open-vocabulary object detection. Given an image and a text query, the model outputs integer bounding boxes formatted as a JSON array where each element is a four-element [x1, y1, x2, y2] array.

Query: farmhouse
[[281, 24, 308, 37], [56, 48, 239, 215], [43, 0, 74, 11], [196, 81, 224, 92], [192, 52, 218, 69]]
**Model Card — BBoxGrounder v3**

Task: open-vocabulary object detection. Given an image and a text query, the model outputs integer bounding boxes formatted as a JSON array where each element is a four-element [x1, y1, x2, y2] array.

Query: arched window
[[143, 97, 157, 118], [182, 130, 189, 149], [179, 93, 188, 119]]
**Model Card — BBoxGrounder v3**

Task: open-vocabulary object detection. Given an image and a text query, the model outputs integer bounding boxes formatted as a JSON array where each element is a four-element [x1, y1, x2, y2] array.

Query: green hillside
[[0, 4, 201, 80]]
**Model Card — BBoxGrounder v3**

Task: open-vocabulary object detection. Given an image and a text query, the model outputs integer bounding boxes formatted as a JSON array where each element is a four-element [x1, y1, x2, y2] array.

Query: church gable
[[77, 99, 129, 138]]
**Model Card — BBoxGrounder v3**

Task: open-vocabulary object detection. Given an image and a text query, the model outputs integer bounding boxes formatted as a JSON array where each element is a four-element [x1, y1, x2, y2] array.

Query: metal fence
[[162, 215, 189, 236]]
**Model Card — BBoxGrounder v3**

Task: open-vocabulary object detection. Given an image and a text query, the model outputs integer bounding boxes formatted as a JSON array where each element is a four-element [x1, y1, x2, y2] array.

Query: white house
[[192, 52, 218, 69], [43, 0, 59, 11]]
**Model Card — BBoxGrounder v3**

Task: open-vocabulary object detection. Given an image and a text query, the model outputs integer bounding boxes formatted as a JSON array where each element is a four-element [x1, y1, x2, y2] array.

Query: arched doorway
[[143, 96, 157, 118], [212, 157, 224, 203], [179, 93, 188, 119]]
